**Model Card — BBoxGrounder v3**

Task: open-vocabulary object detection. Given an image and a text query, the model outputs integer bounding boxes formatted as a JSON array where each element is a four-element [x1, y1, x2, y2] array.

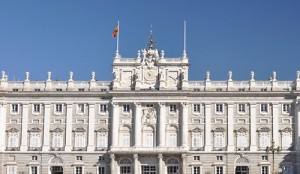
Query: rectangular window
[[216, 88, 222, 91], [282, 132, 292, 150], [259, 132, 269, 149], [8, 132, 19, 148], [193, 156, 200, 161], [169, 133, 177, 147], [56, 88, 62, 91], [100, 104, 107, 113], [30, 132, 41, 148], [11, 104, 18, 113], [52, 132, 63, 149], [216, 156, 223, 161], [33, 104, 40, 113], [193, 104, 201, 113], [75, 166, 83, 174], [262, 156, 268, 160], [238, 104, 245, 113], [216, 104, 223, 113], [167, 166, 179, 174], [120, 166, 131, 174], [216, 166, 223, 174], [55, 104, 62, 113], [12, 89, 18, 92], [78, 88, 84, 91], [76, 156, 82, 161], [283, 104, 290, 113], [123, 105, 130, 113], [7, 165, 17, 174], [146, 104, 154, 107], [214, 132, 224, 150], [170, 105, 177, 112], [261, 104, 268, 113], [239, 88, 245, 92], [193, 166, 201, 174], [143, 133, 153, 147], [282, 166, 292, 174], [34, 89, 40, 92], [77, 104, 84, 114], [261, 166, 268, 174], [96, 132, 108, 148], [141, 166, 156, 173], [31, 166, 38, 174], [98, 156, 105, 161], [122, 133, 130, 147], [236, 132, 247, 150], [74, 132, 85, 148], [32, 156, 38, 161], [193, 132, 202, 148], [98, 167, 105, 174]]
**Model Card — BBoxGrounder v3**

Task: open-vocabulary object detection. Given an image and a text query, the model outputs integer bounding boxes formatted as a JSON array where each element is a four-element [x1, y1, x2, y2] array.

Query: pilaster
[[0, 103, 6, 151], [181, 102, 189, 148], [134, 103, 142, 147], [110, 154, 116, 174], [65, 103, 73, 151], [272, 104, 279, 143], [87, 104, 95, 151], [181, 154, 187, 173], [134, 154, 139, 174], [158, 154, 164, 174], [204, 103, 212, 151], [158, 103, 166, 147], [42, 104, 51, 151], [20, 104, 29, 151], [227, 104, 234, 151], [250, 103, 257, 151], [111, 102, 119, 147]]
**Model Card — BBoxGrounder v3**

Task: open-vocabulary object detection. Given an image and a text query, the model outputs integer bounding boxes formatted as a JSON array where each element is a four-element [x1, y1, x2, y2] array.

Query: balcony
[[50, 147, 65, 151], [190, 147, 204, 151], [95, 147, 108, 151], [213, 147, 226, 151], [28, 147, 42, 151], [5, 147, 20, 151], [236, 147, 249, 151], [73, 147, 87, 151]]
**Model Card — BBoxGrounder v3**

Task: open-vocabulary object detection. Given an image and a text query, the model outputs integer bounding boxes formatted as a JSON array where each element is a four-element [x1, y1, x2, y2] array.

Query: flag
[[112, 24, 119, 38]]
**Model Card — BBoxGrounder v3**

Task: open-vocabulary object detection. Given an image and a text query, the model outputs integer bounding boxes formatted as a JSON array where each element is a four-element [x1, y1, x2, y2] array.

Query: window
[[32, 156, 38, 161], [193, 166, 201, 174], [120, 166, 131, 174], [143, 132, 154, 147], [98, 156, 105, 161], [7, 165, 17, 174], [12, 89, 18, 92], [52, 132, 63, 150], [281, 131, 292, 150], [170, 104, 177, 112], [100, 89, 107, 91], [141, 166, 156, 174], [261, 88, 267, 92], [216, 88, 222, 91], [78, 88, 84, 91], [261, 166, 268, 174], [75, 166, 83, 174], [193, 104, 201, 113], [74, 132, 86, 149], [216, 156, 223, 161], [55, 104, 63, 113], [259, 132, 270, 150], [33, 104, 40, 113], [100, 104, 107, 113], [260, 104, 268, 113], [239, 88, 245, 92], [31, 166, 38, 174], [168, 133, 177, 147], [29, 132, 41, 150], [262, 156, 268, 160], [283, 104, 290, 113], [76, 156, 82, 160], [238, 104, 245, 113], [216, 104, 223, 113], [34, 89, 40, 91], [192, 132, 202, 148], [96, 132, 108, 150], [98, 167, 105, 174], [216, 166, 223, 174], [236, 132, 247, 150], [122, 133, 130, 147], [11, 104, 19, 113], [146, 104, 154, 107], [56, 88, 62, 91], [77, 104, 84, 114], [123, 104, 130, 113], [214, 132, 224, 150], [167, 166, 179, 174], [193, 156, 200, 161], [7, 132, 19, 149], [282, 165, 293, 174]]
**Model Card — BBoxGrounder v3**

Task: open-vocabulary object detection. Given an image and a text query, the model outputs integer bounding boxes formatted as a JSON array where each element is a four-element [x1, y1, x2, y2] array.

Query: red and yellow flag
[[112, 24, 119, 38]]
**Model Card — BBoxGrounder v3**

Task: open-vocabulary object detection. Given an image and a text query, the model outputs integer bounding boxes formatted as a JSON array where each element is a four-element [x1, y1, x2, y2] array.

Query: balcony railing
[[213, 147, 226, 151], [73, 147, 87, 151], [236, 147, 249, 151], [95, 147, 108, 151], [50, 147, 65, 151], [28, 147, 42, 151], [5, 147, 20, 151], [190, 147, 204, 151]]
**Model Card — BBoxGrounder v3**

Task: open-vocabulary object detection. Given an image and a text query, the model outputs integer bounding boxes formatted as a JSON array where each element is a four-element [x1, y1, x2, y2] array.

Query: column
[[181, 154, 187, 173], [133, 154, 139, 174], [87, 104, 95, 151], [227, 104, 234, 151], [204, 103, 212, 151], [158, 103, 166, 147], [181, 102, 188, 148], [0, 103, 7, 151], [250, 103, 257, 151], [110, 154, 116, 174], [296, 101, 300, 150], [111, 102, 119, 147], [272, 104, 279, 143], [158, 154, 164, 174], [65, 103, 73, 151], [42, 104, 51, 151], [20, 104, 29, 151], [134, 103, 142, 147]]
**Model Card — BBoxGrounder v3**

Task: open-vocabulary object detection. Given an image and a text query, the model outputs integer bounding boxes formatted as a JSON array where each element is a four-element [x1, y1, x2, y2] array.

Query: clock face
[[144, 70, 156, 81]]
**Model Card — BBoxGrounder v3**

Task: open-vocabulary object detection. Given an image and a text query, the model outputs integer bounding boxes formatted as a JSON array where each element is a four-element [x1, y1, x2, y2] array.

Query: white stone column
[[110, 154, 116, 174], [42, 104, 51, 151], [272, 104, 279, 143], [65, 103, 73, 151], [87, 104, 95, 151], [296, 100, 300, 151], [20, 104, 29, 151], [250, 103, 257, 151], [227, 104, 234, 151], [158, 103, 166, 147], [204, 103, 212, 151], [158, 154, 164, 174], [0, 103, 7, 151], [181, 154, 187, 173], [111, 102, 119, 147], [134, 154, 139, 174], [134, 103, 142, 147], [181, 102, 189, 148]]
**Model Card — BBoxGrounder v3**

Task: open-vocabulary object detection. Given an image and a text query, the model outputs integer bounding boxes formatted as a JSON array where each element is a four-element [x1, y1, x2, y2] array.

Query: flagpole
[[116, 21, 120, 58]]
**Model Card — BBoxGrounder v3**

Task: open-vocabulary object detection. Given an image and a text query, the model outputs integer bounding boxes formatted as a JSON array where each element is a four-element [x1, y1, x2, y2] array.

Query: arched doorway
[[49, 157, 64, 174], [50, 166, 63, 174], [235, 157, 250, 174]]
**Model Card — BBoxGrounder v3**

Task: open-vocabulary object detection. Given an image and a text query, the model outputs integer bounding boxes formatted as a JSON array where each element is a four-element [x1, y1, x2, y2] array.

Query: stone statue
[[206, 71, 210, 81], [161, 50, 165, 58], [297, 71, 300, 80], [228, 71, 232, 81], [113, 69, 119, 80], [25, 72, 29, 81], [47, 72, 51, 81], [69, 71, 73, 81], [273, 71, 277, 81], [250, 71, 255, 81], [1, 71, 5, 80], [142, 107, 157, 125], [137, 50, 141, 59], [91, 71, 95, 81]]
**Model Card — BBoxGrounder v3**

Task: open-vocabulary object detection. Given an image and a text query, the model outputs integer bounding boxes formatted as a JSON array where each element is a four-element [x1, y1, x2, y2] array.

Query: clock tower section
[[112, 31, 189, 91]]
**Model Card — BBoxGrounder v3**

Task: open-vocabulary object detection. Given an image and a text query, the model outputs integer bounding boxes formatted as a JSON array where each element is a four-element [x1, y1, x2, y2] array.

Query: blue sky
[[0, 0, 299, 81]]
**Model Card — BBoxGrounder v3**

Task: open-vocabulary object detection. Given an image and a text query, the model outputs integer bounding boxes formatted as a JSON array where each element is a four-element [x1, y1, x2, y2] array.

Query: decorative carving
[[236, 157, 249, 164], [166, 157, 179, 164], [142, 107, 157, 125], [113, 69, 119, 80], [51, 157, 63, 164], [119, 158, 132, 164]]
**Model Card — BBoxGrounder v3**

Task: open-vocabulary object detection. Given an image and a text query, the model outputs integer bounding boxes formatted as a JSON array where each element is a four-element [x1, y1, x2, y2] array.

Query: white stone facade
[[1, 36, 300, 174]]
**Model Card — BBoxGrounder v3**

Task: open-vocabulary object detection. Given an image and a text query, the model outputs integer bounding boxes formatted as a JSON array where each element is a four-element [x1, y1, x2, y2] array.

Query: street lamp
[[266, 139, 280, 174]]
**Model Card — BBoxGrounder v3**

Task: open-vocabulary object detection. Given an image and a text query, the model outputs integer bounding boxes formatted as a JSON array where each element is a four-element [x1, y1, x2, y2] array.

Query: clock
[[144, 70, 156, 81]]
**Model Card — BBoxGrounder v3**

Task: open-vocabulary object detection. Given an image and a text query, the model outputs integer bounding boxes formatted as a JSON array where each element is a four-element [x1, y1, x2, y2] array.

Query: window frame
[[215, 166, 224, 174], [32, 104, 41, 115], [7, 165, 17, 174], [282, 104, 291, 114], [215, 104, 223, 114], [76, 104, 85, 115], [74, 166, 84, 174], [193, 104, 201, 114], [237, 103, 246, 114], [169, 104, 177, 113], [261, 166, 269, 174], [122, 104, 131, 114], [54, 104, 63, 115], [260, 104, 268, 114], [99, 104, 108, 114], [10, 104, 19, 114]]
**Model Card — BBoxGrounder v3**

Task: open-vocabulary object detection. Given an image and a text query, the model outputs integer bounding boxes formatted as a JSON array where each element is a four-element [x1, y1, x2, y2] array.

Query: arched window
[[119, 158, 132, 174], [166, 157, 180, 174]]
